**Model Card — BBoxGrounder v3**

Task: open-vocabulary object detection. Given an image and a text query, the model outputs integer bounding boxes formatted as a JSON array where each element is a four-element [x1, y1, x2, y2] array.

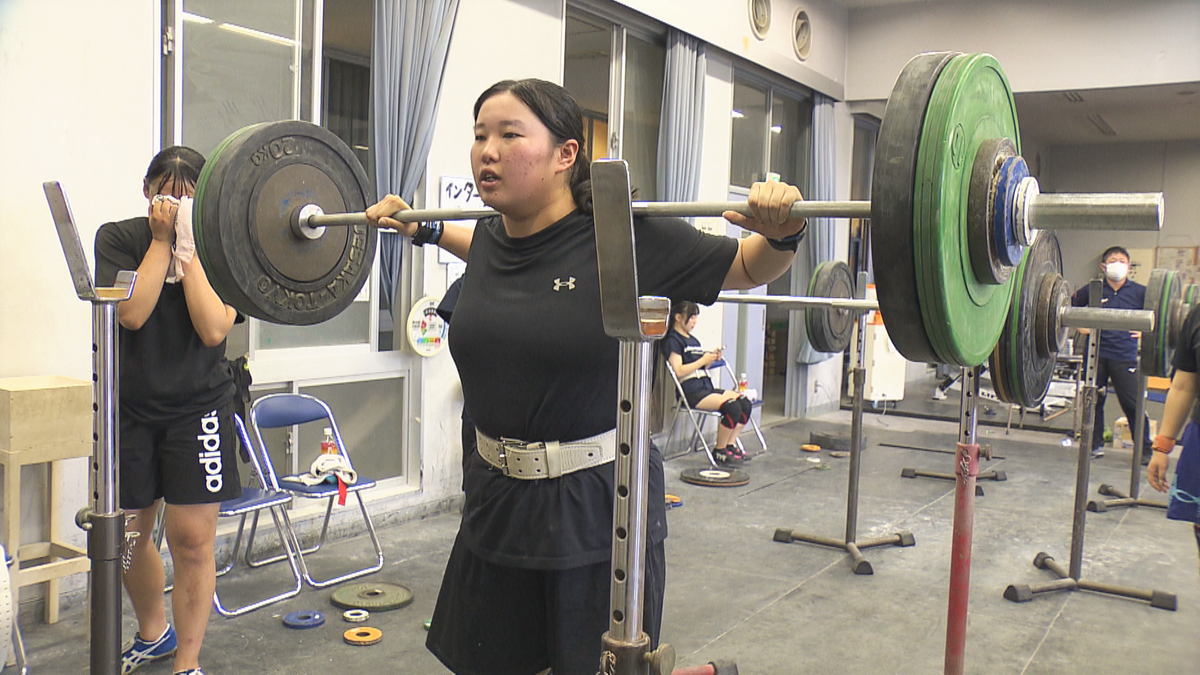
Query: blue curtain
[[372, 0, 461, 324], [656, 29, 706, 205], [795, 92, 838, 364]]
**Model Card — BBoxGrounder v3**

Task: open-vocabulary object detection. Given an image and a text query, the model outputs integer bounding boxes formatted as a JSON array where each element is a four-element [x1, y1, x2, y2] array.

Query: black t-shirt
[[95, 217, 237, 425], [660, 328, 716, 402], [1071, 279, 1145, 362], [1172, 301, 1200, 425], [449, 210, 738, 569]]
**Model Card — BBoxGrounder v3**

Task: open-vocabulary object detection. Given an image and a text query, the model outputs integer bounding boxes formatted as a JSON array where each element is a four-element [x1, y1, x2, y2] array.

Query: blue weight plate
[[283, 610, 326, 629]]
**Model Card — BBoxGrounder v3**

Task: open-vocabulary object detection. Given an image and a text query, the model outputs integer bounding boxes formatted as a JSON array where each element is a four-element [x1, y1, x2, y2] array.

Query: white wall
[[416, 0, 566, 497], [1041, 140, 1200, 289], [616, 0, 849, 99], [0, 0, 157, 602], [847, 0, 1200, 101]]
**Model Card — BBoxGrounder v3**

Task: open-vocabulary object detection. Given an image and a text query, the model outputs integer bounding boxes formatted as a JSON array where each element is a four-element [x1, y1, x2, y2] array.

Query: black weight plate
[[198, 120, 376, 325], [1143, 269, 1180, 378], [989, 231, 1062, 408], [330, 582, 414, 611], [679, 467, 750, 488], [809, 430, 853, 451], [805, 261, 855, 353], [282, 610, 325, 629], [871, 51, 959, 364]]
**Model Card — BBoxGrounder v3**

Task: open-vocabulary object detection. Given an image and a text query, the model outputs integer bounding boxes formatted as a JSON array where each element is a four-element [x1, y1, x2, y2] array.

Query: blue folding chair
[[247, 393, 383, 588]]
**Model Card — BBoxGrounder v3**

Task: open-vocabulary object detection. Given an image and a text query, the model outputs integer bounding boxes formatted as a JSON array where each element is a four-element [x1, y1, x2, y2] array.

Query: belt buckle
[[498, 437, 527, 476]]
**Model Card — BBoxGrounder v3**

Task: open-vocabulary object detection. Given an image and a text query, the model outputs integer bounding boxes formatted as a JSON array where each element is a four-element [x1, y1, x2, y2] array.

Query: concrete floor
[[16, 410, 1200, 674]]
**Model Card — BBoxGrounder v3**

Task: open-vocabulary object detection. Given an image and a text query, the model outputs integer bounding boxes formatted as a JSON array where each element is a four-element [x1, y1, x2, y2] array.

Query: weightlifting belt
[[476, 429, 617, 480]]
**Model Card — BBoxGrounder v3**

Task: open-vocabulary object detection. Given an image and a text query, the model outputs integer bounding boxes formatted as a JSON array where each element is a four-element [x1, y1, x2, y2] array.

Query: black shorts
[[119, 401, 242, 510], [426, 535, 666, 675]]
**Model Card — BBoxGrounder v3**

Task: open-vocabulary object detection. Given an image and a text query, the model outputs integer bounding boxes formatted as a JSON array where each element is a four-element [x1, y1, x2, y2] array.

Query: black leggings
[[1091, 358, 1152, 452]]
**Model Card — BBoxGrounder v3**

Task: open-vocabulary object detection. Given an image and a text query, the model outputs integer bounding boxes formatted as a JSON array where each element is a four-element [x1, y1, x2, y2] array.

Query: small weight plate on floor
[[809, 431, 852, 451], [330, 582, 414, 611], [805, 260, 855, 353], [343, 627, 383, 646], [1143, 269, 1180, 378], [342, 609, 370, 623], [195, 120, 376, 325], [282, 610, 325, 629], [680, 467, 750, 488], [871, 51, 959, 364]]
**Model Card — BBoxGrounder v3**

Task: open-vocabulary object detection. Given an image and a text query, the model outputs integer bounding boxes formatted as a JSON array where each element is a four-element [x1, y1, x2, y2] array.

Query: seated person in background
[[662, 300, 753, 463]]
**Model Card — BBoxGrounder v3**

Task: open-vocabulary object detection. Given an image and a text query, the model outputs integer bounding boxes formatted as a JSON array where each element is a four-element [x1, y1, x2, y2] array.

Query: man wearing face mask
[[1071, 246, 1152, 462]]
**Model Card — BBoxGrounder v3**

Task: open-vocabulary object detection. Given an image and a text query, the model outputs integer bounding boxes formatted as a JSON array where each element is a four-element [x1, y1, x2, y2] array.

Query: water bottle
[[738, 373, 748, 393], [320, 427, 338, 455]]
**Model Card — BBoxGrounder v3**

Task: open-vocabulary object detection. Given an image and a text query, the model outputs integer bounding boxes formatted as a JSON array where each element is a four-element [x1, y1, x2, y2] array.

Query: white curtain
[[656, 29, 706, 205], [794, 92, 838, 364], [373, 0, 461, 324]]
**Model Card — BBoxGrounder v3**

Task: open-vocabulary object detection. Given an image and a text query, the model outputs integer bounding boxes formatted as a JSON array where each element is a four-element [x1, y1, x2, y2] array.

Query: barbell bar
[[717, 293, 1153, 334], [293, 194, 1162, 235]]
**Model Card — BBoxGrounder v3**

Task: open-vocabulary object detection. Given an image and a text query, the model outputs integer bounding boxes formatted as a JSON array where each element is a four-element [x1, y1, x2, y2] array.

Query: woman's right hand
[[1147, 451, 1171, 492], [148, 195, 178, 242], [366, 195, 418, 237], [703, 348, 722, 365]]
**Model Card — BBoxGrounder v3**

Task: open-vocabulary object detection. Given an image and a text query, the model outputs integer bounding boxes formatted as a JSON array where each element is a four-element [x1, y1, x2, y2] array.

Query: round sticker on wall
[[406, 296, 448, 357]]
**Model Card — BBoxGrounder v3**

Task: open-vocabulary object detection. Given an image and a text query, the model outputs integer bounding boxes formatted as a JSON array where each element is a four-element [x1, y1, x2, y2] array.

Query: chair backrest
[[231, 413, 276, 492], [249, 394, 353, 482]]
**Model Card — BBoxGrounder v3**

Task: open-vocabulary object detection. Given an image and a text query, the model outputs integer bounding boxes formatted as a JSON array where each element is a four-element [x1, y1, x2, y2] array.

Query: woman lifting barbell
[[365, 78, 806, 675]]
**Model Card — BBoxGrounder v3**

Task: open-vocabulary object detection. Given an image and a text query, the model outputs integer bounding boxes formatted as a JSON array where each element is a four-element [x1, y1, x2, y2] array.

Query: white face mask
[[1105, 261, 1129, 282]]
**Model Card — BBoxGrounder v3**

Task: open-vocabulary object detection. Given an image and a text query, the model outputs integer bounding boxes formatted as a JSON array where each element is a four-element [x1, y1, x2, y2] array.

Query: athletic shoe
[[121, 624, 177, 673], [1090, 447, 1105, 459], [174, 670, 206, 675], [713, 448, 738, 464], [727, 445, 752, 462]]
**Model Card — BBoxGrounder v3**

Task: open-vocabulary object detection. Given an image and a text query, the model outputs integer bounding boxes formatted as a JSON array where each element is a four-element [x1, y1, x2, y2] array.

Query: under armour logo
[[553, 277, 576, 291]]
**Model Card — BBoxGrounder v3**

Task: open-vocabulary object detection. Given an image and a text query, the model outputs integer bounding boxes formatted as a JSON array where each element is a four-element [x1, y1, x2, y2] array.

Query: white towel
[[161, 195, 196, 283], [291, 453, 358, 487]]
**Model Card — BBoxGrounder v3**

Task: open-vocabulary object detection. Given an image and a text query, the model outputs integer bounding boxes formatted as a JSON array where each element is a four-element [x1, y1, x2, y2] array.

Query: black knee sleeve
[[738, 397, 752, 421], [719, 399, 742, 429]]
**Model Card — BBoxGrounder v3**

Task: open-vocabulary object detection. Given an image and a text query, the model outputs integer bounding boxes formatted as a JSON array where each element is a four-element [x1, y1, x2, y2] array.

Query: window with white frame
[[563, 5, 665, 200], [162, 0, 413, 485]]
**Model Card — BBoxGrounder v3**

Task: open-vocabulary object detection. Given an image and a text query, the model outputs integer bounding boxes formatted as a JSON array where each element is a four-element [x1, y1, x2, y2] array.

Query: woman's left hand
[[722, 181, 806, 240]]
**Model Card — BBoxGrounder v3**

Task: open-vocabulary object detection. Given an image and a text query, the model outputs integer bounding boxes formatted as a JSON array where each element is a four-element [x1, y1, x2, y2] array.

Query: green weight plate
[[913, 53, 1021, 366], [195, 124, 263, 308], [805, 261, 855, 353], [871, 51, 959, 364], [330, 582, 414, 611], [196, 120, 377, 325], [989, 231, 1063, 408], [1184, 283, 1198, 306], [1143, 269, 1180, 378]]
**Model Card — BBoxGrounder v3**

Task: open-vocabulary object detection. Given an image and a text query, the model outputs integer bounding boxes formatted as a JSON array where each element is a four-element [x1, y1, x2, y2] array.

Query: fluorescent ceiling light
[[218, 22, 295, 47], [770, 125, 782, 133], [182, 12, 214, 24], [731, 110, 745, 118]]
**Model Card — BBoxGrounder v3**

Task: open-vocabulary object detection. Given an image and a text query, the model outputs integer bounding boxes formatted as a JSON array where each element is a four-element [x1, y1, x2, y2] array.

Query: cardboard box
[[1112, 416, 1158, 449], [0, 376, 91, 454]]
